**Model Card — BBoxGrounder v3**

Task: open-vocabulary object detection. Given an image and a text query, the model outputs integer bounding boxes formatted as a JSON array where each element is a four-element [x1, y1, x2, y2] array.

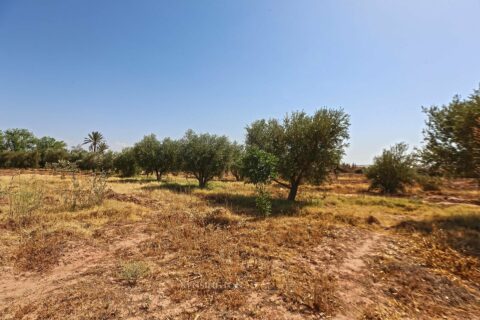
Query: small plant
[[241, 147, 278, 216], [118, 261, 150, 286], [61, 172, 109, 211], [89, 173, 108, 205], [255, 184, 272, 216], [312, 274, 337, 315]]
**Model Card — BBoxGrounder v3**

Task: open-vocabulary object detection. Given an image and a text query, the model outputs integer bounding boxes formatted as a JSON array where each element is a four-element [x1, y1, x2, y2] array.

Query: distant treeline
[[0, 129, 114, 170]]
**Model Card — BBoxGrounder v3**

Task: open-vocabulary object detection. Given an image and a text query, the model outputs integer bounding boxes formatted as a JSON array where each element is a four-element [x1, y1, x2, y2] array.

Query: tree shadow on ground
[[141, 182, 199, 194], [111, 177, 157, 184], [394, 213, 480, 258], [201, 192, 308, 218]]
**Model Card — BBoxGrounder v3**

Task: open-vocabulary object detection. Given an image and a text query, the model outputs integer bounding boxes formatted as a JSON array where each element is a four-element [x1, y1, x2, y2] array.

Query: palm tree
[[83, 131, 105, 153]]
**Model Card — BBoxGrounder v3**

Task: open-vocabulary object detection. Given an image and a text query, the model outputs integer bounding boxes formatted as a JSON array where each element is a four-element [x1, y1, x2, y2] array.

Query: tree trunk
[[287, 182, 299, 201], [199, 178, 207, 189], [155, 169, 162, 181]]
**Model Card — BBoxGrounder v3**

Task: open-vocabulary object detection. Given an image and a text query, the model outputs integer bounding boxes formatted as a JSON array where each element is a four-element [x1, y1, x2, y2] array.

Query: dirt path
[[332, 232, 382, 319], [0, 224, 150, 307]]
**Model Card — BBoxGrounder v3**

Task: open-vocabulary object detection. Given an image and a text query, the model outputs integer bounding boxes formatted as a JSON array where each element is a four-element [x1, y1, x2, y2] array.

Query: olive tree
[[180, 130, 232, 188], [246, 109, 350, 201], [134, 134, 179, 181], [366, 143, 416, 194], [420, 86, 480, 181], [114, 148, 138, 177]]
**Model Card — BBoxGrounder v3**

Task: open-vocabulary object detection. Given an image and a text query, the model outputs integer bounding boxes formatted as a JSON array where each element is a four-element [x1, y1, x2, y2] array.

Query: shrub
[[118, 261, 150, 286], [0, 151, 39, 168], [113, 147, 138, 177], [366, 143, 416, 194], [255, 185, 272, 216], [241, 147, 278, 216], [416, 174, 442, 191], [61, 172, 109, 211]]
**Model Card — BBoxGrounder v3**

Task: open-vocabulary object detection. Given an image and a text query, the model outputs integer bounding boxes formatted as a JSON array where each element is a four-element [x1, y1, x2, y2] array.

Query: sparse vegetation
[[0, 171, 478, 319], [1, 90, 480, 319]]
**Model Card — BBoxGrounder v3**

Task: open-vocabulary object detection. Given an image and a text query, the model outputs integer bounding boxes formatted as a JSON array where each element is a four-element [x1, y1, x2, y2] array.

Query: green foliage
[[421, 87, 480, 179], [0, 150, 40, 168], [83, 131, 106, 153], [114, 148, 138, 177], [255, 184, 272, 216], [36, 136, 68, 167], [0, 130, 4, 152], [241, 147, 277, 216], [180, 130, 233, 188], [134, 134, 179, 181], [118, 261, 150, 286], [229, 142, 245, 181], [416, 174, 442, 191], [246, 109, 350, 201], [3, 129, 37, 151], [241, 147, 278, 184], [366, 143, 416, 194]]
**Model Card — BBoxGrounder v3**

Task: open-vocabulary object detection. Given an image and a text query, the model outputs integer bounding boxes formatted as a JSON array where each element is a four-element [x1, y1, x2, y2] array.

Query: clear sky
[[1, 0, 479, 164]]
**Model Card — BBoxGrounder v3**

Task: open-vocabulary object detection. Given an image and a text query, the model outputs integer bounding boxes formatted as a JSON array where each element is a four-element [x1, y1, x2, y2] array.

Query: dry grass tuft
[[117, 260, 150, 286], [14, 230, 67, 272]]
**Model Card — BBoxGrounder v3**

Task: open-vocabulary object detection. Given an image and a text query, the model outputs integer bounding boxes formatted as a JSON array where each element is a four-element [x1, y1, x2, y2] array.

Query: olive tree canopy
[[246, 109, 350, 201]]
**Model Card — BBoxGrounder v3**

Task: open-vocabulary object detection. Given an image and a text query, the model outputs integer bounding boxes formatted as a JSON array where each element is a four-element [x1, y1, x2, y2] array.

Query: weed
[[62, 173, 109, 211], [118, 261, 150, 285]]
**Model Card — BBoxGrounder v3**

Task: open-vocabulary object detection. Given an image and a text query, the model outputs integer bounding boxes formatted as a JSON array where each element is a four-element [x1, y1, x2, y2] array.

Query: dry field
[[0, 170, 479, 319]]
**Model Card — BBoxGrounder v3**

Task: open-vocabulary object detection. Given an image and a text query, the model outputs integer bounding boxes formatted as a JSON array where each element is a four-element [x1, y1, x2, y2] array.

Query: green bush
[[416, 174, 442, 191], [118, 261, 150, 286], [241, 147, 278, 216], [255, 185, 272, 216], [113, 148, 138, 177], [366, 143, 416, 194], [0, 151, 39, 168]]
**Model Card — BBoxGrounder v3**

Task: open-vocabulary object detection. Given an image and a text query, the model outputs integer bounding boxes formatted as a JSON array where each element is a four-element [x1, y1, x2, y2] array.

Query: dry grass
[[0, 170, 479, 319]]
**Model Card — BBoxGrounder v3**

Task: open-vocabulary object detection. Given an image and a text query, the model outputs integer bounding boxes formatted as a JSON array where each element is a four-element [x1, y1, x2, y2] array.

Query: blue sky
[[1, 0, 479, 164]]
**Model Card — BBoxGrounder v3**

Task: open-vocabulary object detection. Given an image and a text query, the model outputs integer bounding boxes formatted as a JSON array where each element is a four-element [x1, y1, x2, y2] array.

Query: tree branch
[[273, 178, 291, 189]]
